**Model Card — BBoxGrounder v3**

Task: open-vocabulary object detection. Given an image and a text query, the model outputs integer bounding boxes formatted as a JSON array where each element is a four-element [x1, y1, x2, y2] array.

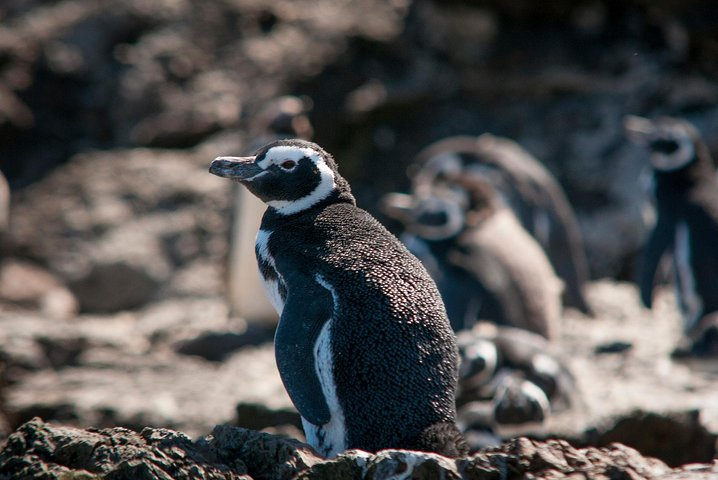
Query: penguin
[[408, 134, 593, 315], [454, 323, 578, 445], [209, 139, 467, 458], [382, 177, 563, 339], [226, 96, 314, 324], [624, 116, 718, 346], [0, 168, 9, 231], [455, 323, 577, 413]]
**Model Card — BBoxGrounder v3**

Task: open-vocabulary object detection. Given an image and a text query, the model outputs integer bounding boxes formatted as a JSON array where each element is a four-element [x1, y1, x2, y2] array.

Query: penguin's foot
[[414, 422, 470, 458], [672, 314, 718, 358]]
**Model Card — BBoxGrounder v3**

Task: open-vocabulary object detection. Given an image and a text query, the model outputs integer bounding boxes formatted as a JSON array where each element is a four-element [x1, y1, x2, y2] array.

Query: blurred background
[[0, 0, 717, 469]]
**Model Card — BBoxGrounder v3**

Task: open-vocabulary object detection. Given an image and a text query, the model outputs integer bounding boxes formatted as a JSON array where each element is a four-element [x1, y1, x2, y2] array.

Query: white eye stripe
[[257, 146, 322, 169], [268, 157, 336, 215], [650, 137, 694, 171]]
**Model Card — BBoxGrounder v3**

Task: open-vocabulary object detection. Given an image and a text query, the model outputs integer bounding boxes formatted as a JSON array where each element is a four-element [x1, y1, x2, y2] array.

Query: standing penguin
[[209, 139, 467, 458], [382, 178, 563, 339], [409, 134, 592, 315], [226, 96, 314, 324], [625, 116, 718, 350]]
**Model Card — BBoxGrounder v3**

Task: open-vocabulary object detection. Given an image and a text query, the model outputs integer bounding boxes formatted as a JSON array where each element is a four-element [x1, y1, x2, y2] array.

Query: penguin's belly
[[255, 229, 286, 314], [674, 221, 703, 333], [302, 317, 346, 458]]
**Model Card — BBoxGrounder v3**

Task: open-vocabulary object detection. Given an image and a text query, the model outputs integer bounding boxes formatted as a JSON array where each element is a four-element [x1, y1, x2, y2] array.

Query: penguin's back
[[273, 202, 459, 451], [452, 209, 563, 339]]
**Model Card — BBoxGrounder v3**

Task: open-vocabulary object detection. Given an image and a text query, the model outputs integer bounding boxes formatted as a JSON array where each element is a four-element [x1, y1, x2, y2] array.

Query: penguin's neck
[[260, 189, 356, 230]]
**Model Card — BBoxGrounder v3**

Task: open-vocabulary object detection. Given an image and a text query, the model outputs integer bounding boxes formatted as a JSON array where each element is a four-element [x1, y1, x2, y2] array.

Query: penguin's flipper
[[274, 275, 333, 426], [639, 214, 675, 308]]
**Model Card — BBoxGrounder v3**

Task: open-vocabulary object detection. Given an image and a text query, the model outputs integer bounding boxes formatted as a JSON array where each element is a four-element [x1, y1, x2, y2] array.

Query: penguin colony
[[625, 116, 718, 356], [210, 110, 718, 455], [210, 139, 467, 458]]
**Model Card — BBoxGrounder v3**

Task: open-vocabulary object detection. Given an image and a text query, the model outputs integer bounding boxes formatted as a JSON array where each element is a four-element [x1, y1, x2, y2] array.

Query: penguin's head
[[209, 139, 354, 215], [624, 115, 699, 172], [491, 373, 549, 426], [380, 188, 468, 242], [456, 332, 499, 387]]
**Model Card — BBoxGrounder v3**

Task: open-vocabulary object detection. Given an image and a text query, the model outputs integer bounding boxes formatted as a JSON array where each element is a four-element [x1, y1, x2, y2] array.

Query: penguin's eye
[[651, 139, 679, 155], [417, 209, 449, 226], [280, 160, 296, 170]]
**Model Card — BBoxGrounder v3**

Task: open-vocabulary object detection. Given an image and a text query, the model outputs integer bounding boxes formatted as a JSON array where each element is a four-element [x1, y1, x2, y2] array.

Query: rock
[[69, 261, 161, 313], [0, 259, 78, 319], [234, 403, 301, 433], [473, 437, 672, 479], [6, 147, 234, 313], [3, 419, 716, 479], [175, 327, 273, 362], [0, 417, 321, 479], [589, 409, 717, 468], [594, 340, 633, 354], [208, 424, 320, 480]]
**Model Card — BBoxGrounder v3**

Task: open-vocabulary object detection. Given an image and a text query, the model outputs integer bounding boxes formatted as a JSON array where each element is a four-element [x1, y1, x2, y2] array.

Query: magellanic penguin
[[625, 116, 718, 348], [209, 139, 467, 458], [455, 323, 579, 445], [408, 134, 593, 316], [456, 323, 577, 413], [382, 177, 563, 339]]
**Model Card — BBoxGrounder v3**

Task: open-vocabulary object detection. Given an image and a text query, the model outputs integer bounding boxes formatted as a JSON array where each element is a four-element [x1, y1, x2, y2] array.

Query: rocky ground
[[3, 418, 718, 479], [0, 0, 718, 478]]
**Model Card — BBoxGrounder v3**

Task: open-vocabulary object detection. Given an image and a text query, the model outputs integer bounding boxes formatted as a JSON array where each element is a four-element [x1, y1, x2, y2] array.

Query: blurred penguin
[[409, 134, 593, 315], [455, 323, 578, 445], [382, 177, 563, 339], [625, 115, 718, 357], [0, 169, 8, 231], [226, 96, 313, 324]]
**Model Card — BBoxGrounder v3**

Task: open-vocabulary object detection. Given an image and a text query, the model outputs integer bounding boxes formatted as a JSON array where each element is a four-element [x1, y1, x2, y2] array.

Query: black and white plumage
[[455, 323, 578, 445], [382, 178, 562, 339], [456, 323, 577, 413], [408, 134, 593, 315], [209, 139, 466, 458], [625, 116, 718, 346]]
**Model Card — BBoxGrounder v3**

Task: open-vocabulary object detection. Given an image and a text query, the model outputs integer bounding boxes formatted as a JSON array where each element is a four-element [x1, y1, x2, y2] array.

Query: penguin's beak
[[624, 115, 655, 145], [379, 193, 416, 223], [209, 156, 264, 181]]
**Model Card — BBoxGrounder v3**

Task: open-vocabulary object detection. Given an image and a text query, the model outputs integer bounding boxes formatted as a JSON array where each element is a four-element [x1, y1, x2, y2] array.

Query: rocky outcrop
[[0, 418, 319, 480], [2, 418, 717, 480]]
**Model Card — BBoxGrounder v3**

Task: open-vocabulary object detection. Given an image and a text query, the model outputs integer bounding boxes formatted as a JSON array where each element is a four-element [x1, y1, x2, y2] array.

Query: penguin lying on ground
[[408, 134, 593, 315], [382, 177, 562, 339], [625, 116, 718, 357], [209, 139, 467, 458], [455, 323, 578, 447]]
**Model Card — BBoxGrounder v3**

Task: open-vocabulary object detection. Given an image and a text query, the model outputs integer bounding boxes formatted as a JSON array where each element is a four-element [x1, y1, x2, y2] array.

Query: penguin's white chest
[[255, 229, 285, 314], [302, 276, 347, 458]]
